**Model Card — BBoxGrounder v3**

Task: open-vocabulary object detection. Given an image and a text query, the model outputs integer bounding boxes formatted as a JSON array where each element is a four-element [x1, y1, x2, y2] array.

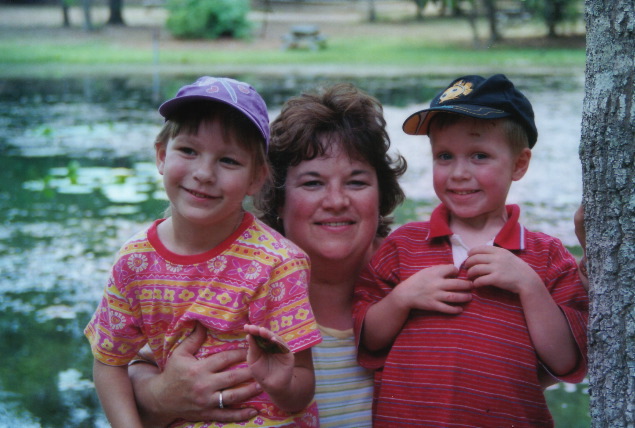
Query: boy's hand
[[464, 246, 543, 295], [243, 324, 294, 394], [394, 264, 473, 314]]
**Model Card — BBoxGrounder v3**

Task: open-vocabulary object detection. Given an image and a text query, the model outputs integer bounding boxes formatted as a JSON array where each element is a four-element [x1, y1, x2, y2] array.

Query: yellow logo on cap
[[439, 80, 473, 103]]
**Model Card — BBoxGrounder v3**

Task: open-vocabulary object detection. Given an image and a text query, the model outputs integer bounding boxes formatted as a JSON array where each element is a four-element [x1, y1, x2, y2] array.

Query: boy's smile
[[430, 118, 530, 231]]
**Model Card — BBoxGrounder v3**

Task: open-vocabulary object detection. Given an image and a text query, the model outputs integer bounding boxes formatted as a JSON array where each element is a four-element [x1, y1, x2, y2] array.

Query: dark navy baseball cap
[[159, 76, 270, 149], [402, 74, 538, 148]]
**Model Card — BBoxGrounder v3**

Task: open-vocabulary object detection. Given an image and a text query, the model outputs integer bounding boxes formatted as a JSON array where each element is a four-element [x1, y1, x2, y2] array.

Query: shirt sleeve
[[84, 265, 146, 366], [533, 235, 589, 383], [353, 237, 402, 370], [249, 253, 322, 353]]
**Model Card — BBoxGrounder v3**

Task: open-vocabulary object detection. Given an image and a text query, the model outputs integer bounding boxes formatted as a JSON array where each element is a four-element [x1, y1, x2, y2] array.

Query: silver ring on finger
[[219, 390, 224, 409]]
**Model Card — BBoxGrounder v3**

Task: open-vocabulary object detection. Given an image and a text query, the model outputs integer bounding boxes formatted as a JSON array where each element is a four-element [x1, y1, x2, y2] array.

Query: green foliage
[[522, 0, 583, 34], [545, 382, 591, 427], [165, 0, 252, 40]]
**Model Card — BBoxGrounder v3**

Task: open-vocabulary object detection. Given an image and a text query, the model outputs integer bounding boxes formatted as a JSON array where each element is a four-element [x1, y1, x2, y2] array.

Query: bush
[[165, 0, 252, 40]]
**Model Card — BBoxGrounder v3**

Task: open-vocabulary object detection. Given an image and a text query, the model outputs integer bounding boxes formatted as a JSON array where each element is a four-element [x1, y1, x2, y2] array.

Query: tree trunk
[[107, 0, 126, 26], [61, 0, 70, 27], [482, 0, 500, 43], [82, 0, 93, 32], [581, 0, 635, 425]]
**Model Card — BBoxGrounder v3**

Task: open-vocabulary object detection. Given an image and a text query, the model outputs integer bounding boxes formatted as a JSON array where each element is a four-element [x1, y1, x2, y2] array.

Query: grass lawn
[[0, 4, 586, 77]]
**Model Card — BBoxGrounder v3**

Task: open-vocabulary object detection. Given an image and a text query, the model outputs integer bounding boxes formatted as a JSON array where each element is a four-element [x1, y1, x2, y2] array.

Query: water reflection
[[0, 74, 588, 427]]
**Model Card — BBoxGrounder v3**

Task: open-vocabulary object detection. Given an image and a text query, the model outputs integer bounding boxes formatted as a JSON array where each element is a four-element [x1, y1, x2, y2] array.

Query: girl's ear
[[512, 148, 532, 181], [155, 142, 167, 175], [247, 164, 269, 197]]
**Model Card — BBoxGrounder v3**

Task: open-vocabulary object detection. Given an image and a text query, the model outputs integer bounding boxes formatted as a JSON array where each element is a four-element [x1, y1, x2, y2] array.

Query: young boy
[[353, 74, 588, 427]]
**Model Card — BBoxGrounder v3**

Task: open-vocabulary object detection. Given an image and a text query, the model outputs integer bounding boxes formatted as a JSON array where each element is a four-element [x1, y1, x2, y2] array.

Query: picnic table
[[282, 25, 327, 51]]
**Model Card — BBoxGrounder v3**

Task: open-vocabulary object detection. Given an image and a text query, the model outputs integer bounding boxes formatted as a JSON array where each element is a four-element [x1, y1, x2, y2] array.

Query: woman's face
[[279, 144, 380, 265]]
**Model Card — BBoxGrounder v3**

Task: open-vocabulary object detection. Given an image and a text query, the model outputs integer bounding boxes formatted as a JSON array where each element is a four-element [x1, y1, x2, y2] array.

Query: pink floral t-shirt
[[85, 213, 321, 427]]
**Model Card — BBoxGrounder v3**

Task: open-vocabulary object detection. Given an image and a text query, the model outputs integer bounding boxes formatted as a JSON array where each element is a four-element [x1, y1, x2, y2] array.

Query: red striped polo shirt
[[353, 204, 588, 427]]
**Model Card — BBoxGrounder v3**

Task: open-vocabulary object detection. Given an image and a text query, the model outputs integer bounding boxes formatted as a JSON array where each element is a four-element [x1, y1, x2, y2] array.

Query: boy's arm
[[93, 359, 143, 428], [465, 246, 578, 376], [361, 265, 473, 352], [244, 324, 315, 413]]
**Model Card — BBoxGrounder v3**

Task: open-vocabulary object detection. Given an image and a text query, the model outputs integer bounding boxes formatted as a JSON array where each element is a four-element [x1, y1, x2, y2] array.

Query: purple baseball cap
[[159, 76, 270, 148]]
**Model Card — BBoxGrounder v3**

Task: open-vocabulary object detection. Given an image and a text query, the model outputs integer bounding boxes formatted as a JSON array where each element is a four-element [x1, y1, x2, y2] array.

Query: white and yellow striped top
[[313, 325, 373, 427]]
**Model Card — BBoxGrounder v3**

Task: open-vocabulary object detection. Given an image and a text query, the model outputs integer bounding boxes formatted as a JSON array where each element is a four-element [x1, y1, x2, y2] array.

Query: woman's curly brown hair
[[254, 83, 407, 238]]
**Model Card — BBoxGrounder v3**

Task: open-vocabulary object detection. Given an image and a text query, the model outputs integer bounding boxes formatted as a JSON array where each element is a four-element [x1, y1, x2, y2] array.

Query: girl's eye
[[220, 157, 241, 166]]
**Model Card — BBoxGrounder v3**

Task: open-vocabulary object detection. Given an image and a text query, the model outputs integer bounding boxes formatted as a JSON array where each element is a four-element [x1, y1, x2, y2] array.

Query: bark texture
[[581, 0, 635, 426]]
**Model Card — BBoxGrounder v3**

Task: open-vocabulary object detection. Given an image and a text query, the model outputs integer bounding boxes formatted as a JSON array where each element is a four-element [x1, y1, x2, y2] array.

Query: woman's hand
[[129, 322, 261, 427]]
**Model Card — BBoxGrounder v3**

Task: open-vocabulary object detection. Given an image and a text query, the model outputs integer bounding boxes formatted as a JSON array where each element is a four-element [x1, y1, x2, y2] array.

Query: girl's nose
[[193, 162, 215, 183]]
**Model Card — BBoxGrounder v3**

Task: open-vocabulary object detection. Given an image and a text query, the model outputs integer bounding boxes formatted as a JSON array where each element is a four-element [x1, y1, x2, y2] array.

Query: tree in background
[[107, 0, 125, 26], [580, 0, 635, 425], [166, 0, 252, 39]]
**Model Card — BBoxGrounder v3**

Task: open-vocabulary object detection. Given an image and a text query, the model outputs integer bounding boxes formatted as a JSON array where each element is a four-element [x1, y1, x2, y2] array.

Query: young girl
[[85, 76, 322, 428]]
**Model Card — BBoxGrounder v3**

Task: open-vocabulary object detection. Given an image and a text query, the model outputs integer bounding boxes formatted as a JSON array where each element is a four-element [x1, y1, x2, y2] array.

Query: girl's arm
[[244, 324, 315, 413], [93, 359, 143, 428]]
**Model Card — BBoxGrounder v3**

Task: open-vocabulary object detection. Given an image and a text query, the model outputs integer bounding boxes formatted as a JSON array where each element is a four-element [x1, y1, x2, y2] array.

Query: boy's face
[[156, 116, 265, 230], [429, 118, 531, 226]]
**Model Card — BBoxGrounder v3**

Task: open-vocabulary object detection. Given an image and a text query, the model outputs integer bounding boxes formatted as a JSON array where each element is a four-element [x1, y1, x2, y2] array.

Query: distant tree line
[[7, 0, 582, 41]]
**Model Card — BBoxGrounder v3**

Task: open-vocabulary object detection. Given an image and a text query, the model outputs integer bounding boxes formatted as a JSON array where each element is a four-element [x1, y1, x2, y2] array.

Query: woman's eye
[[348, 180, 369, 188], [301, 180, 322, 188]]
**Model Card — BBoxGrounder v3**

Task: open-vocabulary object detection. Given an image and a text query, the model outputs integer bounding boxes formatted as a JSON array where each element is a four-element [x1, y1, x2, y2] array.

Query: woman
[[129, 83, 407, 427]]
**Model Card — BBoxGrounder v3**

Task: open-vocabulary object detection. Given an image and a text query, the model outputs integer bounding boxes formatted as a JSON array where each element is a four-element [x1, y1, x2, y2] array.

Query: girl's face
[[156, 117, 264, 233], [430, 118, 530, 228], [279, 143, 380, 265]]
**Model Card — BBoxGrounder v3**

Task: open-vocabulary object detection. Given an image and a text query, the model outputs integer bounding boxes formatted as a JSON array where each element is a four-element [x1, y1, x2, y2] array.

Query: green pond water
[[0, 74, 589, 427]]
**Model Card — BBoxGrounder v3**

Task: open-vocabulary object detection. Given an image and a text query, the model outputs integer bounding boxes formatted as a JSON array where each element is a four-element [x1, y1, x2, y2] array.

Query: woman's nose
[[322, 186, 350, 210]]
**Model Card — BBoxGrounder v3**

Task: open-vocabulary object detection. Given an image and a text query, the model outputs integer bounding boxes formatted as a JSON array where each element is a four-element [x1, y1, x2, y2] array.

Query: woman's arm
[[129, 322, 261, 427]]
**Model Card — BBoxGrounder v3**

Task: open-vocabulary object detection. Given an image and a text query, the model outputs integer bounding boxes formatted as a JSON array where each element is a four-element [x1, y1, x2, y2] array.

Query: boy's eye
[[473, 153, 489, 160], [437, 152, 452, 161], [179, 147, 196, 156]]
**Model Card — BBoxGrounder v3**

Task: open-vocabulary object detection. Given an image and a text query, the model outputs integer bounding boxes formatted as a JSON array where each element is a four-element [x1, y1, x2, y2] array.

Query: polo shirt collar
[[428, 204, 525, 250]]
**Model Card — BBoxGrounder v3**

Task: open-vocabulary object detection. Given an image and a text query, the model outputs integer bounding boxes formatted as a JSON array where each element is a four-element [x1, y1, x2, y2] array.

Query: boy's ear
[[512, 148, 532, 181], [155, 143, 166, 175]]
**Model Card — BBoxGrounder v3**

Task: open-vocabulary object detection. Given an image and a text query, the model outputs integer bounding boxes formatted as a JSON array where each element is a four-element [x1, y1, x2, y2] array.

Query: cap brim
[[403, 105, 509, 135], [158, 95, 269, 144]]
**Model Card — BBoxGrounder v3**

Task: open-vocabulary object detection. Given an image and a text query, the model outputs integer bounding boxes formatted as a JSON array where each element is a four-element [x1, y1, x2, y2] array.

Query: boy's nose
[[450, 160, 471, 180]]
